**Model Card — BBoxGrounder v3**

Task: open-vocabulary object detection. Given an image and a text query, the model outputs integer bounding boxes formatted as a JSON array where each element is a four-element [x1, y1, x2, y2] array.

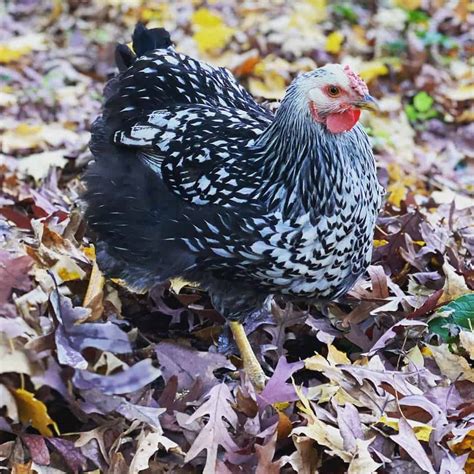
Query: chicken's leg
[[229, 320, 266, 391]]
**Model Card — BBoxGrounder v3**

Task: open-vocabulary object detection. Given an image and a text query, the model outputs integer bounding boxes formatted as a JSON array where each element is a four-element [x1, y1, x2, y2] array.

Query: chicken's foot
[[229, 320, 266, 391]]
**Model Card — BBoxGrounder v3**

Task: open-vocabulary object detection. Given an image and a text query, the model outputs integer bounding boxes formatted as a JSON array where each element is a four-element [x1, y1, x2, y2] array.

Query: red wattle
[[326, 109, 361, 133]]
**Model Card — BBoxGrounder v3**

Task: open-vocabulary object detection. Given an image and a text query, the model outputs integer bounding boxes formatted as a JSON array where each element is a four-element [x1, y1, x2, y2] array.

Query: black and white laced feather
[[84, 24, 383, 320]]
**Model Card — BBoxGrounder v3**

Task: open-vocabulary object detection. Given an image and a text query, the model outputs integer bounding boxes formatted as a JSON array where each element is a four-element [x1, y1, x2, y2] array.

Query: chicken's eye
[[327, 86, 341, 97]]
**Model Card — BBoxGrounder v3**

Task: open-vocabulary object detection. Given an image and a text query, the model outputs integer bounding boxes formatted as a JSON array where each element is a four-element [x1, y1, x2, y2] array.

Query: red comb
[[344, 64, 368, 96]]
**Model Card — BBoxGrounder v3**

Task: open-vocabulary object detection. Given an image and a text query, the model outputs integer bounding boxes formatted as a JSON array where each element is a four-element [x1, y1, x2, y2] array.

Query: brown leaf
[[0, 251, 33, 307], [255, 433, 285, 474], [276, 411, 292, 440], [82, 260, 105, 321], [235, 387, 258, 418]]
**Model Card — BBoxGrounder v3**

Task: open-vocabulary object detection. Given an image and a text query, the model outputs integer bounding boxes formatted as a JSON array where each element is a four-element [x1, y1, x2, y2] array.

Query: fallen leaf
[[129, 429, 179, 473], [460, 331, 474, 359], [255, 433, 286, 474], [390, 418, 435, 474], [347, 438, 381, 474], [192, 8, 235, 54], [155, 341, 233, 392], [438, 262, 471, 304], [13, 388, 59, 437], [185, 383, 238, 474], [82, 260, 105, 321], [428, 344, 474, 382], [325, 31, 344, 54]]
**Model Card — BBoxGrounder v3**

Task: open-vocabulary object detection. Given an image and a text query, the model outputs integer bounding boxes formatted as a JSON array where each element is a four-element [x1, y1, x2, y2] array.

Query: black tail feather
[[115, 44, 136, 72], [115, 23, 172, 72], [132, 23, 172, 57]]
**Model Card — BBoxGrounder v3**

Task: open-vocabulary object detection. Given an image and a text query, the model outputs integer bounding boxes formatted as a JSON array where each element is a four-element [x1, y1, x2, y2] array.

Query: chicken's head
[[293, 64, 379, 134]]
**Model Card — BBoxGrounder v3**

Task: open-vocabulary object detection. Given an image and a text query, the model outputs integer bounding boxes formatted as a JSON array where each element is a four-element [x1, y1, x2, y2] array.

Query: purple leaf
[[55, 326, 87, 369], [185, 383, 238, 474], [365, 319, 427, 355], [155, 341, 233, 392], [335, 403, 363, 452], [78, 388, 164, 429], [47, 438, 88, 473], [50, 292, 131, 369], [0, 251, 33, 307], [439, 451, 469, 474], [258, 357, 304, 407], [22, 434, 50, 465], [390, 418, 435, 474], [73, 359, 161, 395]]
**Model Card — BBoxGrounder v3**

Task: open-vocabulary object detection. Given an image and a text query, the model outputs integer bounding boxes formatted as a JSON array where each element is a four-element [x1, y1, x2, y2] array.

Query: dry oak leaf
[[129, 429, 180, 473], [438, 262, 471, 305], [255, 432, 287, 474], [347, 438, 381, 474], [185, 383, 238, 474], [428, 343, 474, 383]]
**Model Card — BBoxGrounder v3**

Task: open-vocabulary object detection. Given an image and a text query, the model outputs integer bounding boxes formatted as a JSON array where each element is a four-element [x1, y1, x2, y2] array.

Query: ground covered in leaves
[[0, 0, 473, 473]]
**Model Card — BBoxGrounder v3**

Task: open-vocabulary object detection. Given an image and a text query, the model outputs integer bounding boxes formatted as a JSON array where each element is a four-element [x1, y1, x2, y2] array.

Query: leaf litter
[[0, 0, 472, 472]]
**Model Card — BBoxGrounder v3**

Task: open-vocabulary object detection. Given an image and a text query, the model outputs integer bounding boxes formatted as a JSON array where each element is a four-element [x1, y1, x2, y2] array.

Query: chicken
[[83, 24, 383, 390]]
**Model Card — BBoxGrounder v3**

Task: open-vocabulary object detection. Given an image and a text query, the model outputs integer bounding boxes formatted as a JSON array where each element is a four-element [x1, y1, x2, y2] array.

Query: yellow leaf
[[273, 401, 291, 411], [293, 413, 352, 462], [192, 8, 234, 53], [438, 262, 471, 304], [0, 34, 45, 64], [327, 344, 350, 365], [305, 353, 331, 372], [52, 255, 86, 283], [394, 0, 422, 10], [169, 277, 200, 294], [325, 31, 344, 54], [140, 4, 170, 22], [421, 346, 433, 357], [15, 123, 42, 135], [428, 344, 474, 383], [0, 46, 30, 63], [378, 415, 433, 442], [386, 163, 416, 207], [192, 8, 223, 27], [348, 438, 381, 474], [13, 388, 59, 437], [248, 72, 287, 100], [449, 429, 474, 454], [373, 239, 388, 247], [193, 25, 234, 53], [358, 61, 389, 83], [82, 244, 96, 261], [387, 181, 407, 207]]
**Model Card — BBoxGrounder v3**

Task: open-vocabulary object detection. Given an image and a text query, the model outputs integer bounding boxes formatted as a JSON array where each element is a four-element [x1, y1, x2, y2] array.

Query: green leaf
[[407, 10, 429, 24], [429, 294, 474, 342], [333, 4, 358, 23], [405, 104, 418, 121], [413, 91, 434, 112]]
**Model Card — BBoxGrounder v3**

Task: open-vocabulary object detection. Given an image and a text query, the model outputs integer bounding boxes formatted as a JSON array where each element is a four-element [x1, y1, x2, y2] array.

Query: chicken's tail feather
[[115, 23, 172, 71]]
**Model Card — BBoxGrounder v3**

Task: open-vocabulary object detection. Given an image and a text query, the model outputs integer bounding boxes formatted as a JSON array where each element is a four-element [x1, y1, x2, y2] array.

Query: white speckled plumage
[[84, 25, 384, 320]]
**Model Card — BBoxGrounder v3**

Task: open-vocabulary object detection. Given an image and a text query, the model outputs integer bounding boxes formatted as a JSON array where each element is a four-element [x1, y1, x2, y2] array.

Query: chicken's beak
[[354, 95, 380, 112]]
